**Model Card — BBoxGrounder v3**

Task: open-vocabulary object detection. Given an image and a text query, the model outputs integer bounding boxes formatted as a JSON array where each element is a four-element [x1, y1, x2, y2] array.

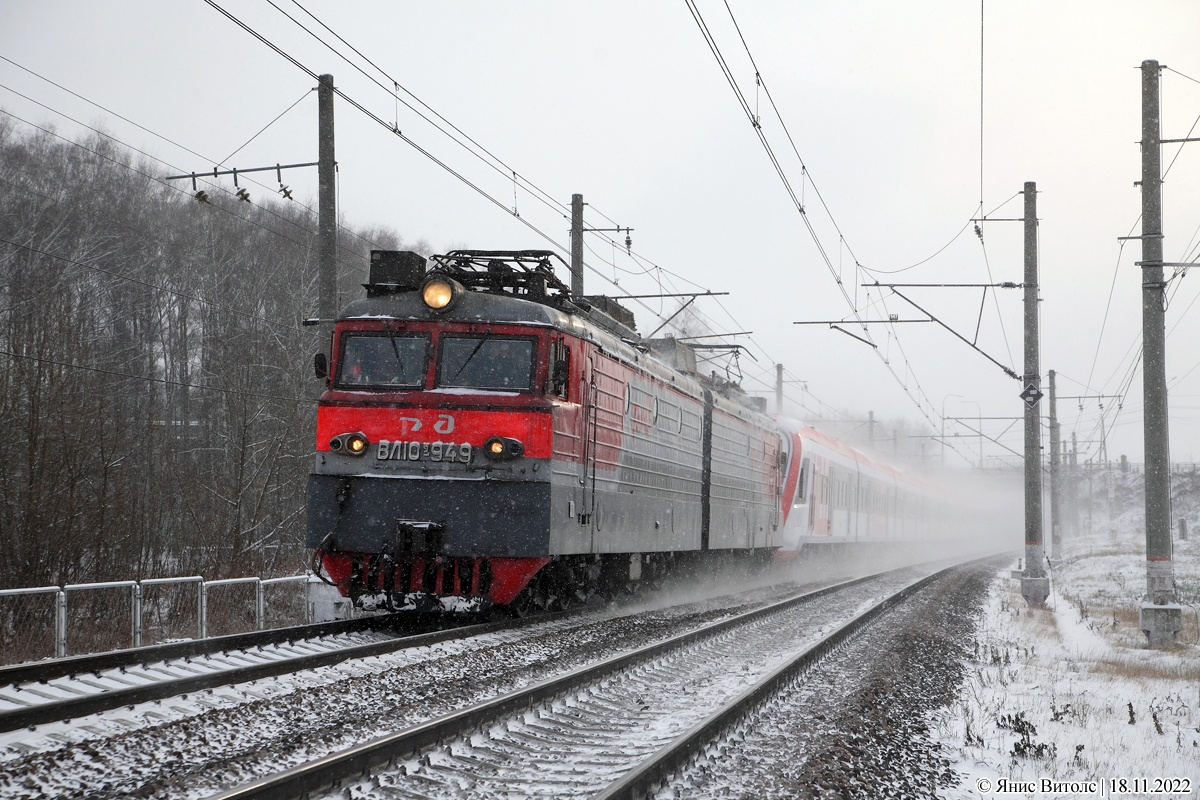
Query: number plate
[[376, 440, 473, 464]]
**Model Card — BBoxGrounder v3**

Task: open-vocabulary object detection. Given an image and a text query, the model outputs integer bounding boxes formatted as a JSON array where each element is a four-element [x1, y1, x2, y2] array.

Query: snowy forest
[[0, 119, 415, 590]]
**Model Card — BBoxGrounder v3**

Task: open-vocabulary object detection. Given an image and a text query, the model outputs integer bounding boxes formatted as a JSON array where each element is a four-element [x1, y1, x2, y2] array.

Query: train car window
[[795, 457, 811, 505], [439, 335, 536, 391], [336, 332, 429, 389], [546, 341, 570, 397]]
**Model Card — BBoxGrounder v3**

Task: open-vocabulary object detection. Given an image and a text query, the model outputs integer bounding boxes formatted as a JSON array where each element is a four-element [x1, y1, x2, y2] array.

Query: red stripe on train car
[[779, 431, 803, 525]]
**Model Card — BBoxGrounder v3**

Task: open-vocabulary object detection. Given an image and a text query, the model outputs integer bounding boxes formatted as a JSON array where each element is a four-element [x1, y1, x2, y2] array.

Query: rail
[[209, 560, 985, 799], [207, 569, 898, 800], [0, 607, 554, 734]]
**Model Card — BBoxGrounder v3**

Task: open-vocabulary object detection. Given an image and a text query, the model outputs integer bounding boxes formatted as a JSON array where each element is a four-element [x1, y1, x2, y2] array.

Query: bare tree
[[0, 122, 411, 588]]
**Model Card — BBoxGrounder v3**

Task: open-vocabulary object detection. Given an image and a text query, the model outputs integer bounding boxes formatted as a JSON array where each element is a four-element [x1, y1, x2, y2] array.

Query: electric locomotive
[[308, 250, 782, 612]]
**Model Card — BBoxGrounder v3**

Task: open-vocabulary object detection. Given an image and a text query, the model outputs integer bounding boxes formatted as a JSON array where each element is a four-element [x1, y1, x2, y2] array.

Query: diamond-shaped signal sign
[[1019, 384, 1044, 407]]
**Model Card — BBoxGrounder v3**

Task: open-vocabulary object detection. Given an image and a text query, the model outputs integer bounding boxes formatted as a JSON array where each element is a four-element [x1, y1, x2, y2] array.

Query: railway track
[[0, 610, 552, 733], [0, 559, 997, 799], [207, 560, 986, 799]]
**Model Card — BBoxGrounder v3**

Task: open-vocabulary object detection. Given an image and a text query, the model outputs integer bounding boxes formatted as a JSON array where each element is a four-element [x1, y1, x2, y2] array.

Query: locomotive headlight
[[330, 432, 369, 456], [421, 276, 462, 311], [483, 436, 524, 461]]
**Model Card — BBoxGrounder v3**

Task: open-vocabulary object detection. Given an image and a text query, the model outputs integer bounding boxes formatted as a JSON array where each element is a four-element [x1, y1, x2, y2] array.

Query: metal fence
[[0, 573, 325, 665]]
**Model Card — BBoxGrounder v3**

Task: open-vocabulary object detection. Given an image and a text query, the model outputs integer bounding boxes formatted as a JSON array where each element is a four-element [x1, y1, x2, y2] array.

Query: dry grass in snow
[[934, 470, 1199, 798]]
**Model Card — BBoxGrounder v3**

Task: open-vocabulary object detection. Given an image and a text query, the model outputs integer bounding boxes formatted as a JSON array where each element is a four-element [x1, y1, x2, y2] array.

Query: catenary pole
[[318, 74, 336, 350], [1137, 59, 1181, 645], [570, 193, 585, 298], [1049, 370, 1061, 558], [1070, 433, 1078, 537], [775, 364, 783, 414], [1020, 181, 1049, 606]]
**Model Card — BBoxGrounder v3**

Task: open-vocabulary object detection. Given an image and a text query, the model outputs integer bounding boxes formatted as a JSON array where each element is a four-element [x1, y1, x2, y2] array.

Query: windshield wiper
[[384, 324, 405, 373], [452, 334, 492, 380]]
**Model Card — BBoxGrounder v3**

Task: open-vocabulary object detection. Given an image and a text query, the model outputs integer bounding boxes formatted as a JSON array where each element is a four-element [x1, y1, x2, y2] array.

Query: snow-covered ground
[[935, 470, 1200, 799]]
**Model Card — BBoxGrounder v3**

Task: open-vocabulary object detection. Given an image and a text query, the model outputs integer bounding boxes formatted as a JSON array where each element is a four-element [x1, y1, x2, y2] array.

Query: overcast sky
[[4, 1, 1200, 468]]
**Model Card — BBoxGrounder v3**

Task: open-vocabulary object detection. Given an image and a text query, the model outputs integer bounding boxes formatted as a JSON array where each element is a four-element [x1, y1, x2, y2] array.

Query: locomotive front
[[307, 251, 572, 610]]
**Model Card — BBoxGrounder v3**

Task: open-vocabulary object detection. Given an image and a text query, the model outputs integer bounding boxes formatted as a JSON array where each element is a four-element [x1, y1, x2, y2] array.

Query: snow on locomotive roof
[[340, 289, 567, 327]]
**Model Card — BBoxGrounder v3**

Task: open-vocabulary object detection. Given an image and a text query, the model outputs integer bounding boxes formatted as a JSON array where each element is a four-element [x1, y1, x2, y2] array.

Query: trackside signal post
[[1137, 59, 1181, 646], [1020, 181, 1050, 607]]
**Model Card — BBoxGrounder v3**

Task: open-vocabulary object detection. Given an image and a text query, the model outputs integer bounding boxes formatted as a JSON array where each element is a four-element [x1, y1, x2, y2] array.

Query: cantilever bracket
[[884, 285, 1020, 381], [828, 325, 878, 349]]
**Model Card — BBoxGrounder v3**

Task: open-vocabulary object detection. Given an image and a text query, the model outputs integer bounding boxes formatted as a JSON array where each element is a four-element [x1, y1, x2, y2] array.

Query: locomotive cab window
[[336, 332, 429, 389], [439, 335, 536, 391], [546, 340, 570, 398]]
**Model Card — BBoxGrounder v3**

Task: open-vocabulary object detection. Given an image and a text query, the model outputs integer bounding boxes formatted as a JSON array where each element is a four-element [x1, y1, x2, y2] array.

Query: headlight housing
[[329, 431, 369, 456], [483, 436, 524, 461], [421, 275, 464, 311]]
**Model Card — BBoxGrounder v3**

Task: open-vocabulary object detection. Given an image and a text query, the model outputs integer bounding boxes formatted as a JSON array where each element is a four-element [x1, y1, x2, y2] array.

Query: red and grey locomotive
[[307, 250, 783, 612]]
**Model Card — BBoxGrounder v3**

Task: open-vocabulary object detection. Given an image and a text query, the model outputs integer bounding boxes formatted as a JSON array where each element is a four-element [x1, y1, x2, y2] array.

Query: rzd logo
[[396, 414, 454, 435]]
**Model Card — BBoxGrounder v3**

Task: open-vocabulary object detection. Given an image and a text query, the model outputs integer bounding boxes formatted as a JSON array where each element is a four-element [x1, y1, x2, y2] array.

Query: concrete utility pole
[[1070, 433, 1079, 538], [775, 364, 784, 414], [570, 193, 585, 298], [1137, 59, 1181, 646], [318, 74, 337, 349], [1020, 181, 1050, 606], [1049, 370, 1062, 558]]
